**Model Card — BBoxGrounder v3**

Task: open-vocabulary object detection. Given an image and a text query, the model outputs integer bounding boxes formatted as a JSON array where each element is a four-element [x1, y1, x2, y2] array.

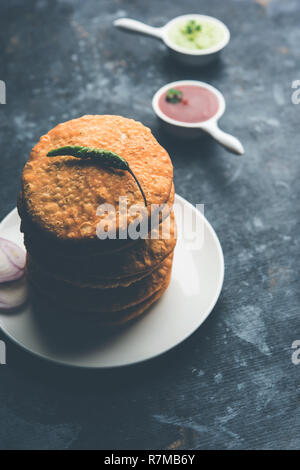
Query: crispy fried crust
[[19, 183, 175, 257], [21, 115, 173, 243], [26, 252, 174, 313], [98, 272, 172, 327], [25, 211, 176, 288], [30, 267, 172, 327]]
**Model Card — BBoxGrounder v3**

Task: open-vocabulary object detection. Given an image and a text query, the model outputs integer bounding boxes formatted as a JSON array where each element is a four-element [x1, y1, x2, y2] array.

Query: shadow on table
[[157, 52, 226, 83], [2, 297, 224, 396]]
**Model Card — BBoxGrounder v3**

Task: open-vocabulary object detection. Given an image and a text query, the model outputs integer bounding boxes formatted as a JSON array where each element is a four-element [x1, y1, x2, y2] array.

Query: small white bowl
[[152, 80, 244, 155], [114, 14, 230, 66]]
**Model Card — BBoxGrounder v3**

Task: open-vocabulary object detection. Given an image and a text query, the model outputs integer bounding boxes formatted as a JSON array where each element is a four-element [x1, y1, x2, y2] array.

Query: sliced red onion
[[0, 238, 26, 270], [0, 277, 28, 310], [0, 238, 26, 283]]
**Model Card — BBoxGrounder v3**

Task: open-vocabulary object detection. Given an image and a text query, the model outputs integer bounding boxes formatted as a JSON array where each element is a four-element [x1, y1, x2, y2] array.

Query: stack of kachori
[[18, 115, 176, 326]]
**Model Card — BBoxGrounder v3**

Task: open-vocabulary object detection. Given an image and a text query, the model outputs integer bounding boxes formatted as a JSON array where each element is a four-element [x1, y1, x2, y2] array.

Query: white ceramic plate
[[0, 195, 224, 368]]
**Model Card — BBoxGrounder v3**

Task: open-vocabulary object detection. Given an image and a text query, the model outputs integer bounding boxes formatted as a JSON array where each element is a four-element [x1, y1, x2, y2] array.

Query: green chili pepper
[[47, 145, 147, 207]]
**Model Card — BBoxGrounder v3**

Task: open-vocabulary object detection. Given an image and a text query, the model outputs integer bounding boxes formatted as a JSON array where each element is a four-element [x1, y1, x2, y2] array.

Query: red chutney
[[159, 85, 219, 123]]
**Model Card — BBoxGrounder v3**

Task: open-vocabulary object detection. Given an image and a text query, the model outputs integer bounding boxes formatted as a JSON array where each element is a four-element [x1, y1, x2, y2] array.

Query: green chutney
[[168, 19, 225, 51]]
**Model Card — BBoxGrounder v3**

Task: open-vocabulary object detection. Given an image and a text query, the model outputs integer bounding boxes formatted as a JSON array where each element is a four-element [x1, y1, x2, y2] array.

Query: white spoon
[[152, 80, 244, 155], [114, 14, 230, 66]]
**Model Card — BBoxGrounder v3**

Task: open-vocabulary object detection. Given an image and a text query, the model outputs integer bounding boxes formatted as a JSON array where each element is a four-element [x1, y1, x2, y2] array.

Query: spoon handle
[[202, 122, 244, 155], [114, 18, 163, 40]]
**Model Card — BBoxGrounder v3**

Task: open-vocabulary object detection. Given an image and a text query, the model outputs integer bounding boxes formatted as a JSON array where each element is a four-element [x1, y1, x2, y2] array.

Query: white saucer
[[0, 195, 224, 368]]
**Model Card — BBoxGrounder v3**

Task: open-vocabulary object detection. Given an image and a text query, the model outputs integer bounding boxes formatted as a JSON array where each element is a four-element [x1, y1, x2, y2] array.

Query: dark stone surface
[[0, 0, 299, 450]]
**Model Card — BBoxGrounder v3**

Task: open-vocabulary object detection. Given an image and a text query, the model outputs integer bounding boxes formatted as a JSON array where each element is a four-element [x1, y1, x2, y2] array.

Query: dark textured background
[[0, 0, 300, 450]]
